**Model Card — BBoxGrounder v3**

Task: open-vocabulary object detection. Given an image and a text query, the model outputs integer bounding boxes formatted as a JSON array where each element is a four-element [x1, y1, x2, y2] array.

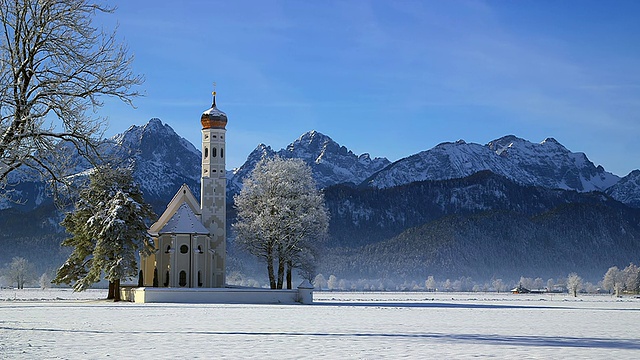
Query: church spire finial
[[211, 82, 217, 107]]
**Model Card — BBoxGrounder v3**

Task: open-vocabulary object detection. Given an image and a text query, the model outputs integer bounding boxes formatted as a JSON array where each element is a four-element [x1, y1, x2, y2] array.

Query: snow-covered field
[[1, 289, 639, 359]]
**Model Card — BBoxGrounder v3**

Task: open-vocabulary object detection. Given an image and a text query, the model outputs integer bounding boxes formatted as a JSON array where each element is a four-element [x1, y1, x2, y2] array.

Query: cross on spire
[[211, 82, 217, 107]]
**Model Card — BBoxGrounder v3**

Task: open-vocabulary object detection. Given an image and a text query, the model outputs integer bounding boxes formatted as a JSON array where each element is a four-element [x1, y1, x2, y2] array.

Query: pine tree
[[53, 166, 155, 300]]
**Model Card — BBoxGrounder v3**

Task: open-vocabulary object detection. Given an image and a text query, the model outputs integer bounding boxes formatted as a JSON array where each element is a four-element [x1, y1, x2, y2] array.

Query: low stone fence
[[121, 281, 313, 304]]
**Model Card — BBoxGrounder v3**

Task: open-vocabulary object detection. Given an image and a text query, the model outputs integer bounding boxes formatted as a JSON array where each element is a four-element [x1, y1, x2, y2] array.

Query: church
[[126, 92, 313, 304], [139, 92, 228, 288]]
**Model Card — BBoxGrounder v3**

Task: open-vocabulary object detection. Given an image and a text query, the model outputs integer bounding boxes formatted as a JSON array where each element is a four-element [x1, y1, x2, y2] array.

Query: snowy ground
[[1, 289, 639, 359]]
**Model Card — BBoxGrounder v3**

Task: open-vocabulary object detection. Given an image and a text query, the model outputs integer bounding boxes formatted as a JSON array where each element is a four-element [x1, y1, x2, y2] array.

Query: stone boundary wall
[[121, 284, 313, 304]]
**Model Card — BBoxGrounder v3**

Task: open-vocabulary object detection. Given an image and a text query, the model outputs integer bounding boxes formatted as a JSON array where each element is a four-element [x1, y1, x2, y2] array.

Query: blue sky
[[96, 0, 640, 176]]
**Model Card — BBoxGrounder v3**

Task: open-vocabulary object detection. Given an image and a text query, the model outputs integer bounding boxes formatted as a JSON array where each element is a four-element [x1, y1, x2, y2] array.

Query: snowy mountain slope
[[227, 130, 390, 195], [108, 118, 202, 210], [487, 135, 619, 191], [226, 144, 276, 198], [606, 170, 640, 208], [364, 135, 620, 193]]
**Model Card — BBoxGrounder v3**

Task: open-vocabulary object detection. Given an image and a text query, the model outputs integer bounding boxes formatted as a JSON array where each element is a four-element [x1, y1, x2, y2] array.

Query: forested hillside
[[320, 204, 640, 283], [323, 171, 627, 247]]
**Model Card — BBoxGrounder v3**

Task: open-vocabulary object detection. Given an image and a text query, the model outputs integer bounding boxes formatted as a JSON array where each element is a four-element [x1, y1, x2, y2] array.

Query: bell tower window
[[204, 147, 209, 158], [212, 147, 217, 158]]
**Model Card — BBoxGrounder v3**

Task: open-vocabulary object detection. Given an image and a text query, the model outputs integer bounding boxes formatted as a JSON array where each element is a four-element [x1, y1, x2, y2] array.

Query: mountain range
[[1, 118, 639, 284]]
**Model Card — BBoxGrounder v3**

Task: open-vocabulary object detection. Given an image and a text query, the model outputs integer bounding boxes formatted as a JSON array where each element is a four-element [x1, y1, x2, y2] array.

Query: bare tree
[[0, 0, 142, 199], [566, 272, 582, 297], [7, 256, 34, 289]]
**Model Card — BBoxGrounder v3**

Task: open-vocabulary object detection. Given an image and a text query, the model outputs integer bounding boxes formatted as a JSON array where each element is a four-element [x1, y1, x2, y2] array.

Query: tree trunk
[[107, 281, 115, 299], [267, 252, 276, 289], [113, 279, 121, 302], [286, 260, 293, 289], [277, 256, 285, 289]]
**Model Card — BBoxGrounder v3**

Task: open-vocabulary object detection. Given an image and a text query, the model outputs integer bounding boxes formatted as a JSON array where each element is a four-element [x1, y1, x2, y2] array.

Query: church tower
[[200, 90, 227, 287]]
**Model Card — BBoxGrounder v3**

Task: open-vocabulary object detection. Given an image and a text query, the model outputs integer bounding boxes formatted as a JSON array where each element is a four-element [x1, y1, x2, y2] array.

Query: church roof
[[201, 94, 227, 129], [148, 184, 201, 236], [158, 203, 209, 235]]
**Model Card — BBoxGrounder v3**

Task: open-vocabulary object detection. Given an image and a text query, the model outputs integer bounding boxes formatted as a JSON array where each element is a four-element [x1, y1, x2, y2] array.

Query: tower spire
[[211, 82, 217, 107]]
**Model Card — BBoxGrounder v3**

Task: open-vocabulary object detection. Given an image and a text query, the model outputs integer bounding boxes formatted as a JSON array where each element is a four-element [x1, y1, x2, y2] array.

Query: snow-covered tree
[[0, 0, 142, 199], [53, 166, 155, 301], [425, 275, 436, 292], [492, 278, 505, 293], [566, 272, 582, 297], [39, 272, 51, 289], [621, 263, 639, 294], [603, 266, 622, 296], [6, 257, 34, 289], [533, 277, 544, 291], [546, 278, 556, 292], [518, 277, 534, 290], [233, 157, 329, 289], [313, 273, 327, 290], [443, 279, 452, 292], [327, 274, 338, 291]]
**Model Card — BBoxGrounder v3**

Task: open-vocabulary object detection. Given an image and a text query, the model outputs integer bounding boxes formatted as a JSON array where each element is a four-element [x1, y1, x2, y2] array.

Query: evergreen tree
[[53, 166, 155, 300], [233, 157, 329, 289]]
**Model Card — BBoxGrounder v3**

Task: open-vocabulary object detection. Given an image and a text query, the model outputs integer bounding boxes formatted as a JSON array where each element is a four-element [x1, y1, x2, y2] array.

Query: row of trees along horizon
[[3, 256, 639, 298], [1, 1, 638, 300]]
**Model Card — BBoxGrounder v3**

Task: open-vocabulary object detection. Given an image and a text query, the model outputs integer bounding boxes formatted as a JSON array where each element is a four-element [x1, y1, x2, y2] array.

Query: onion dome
[[201, 92, 227, 129]]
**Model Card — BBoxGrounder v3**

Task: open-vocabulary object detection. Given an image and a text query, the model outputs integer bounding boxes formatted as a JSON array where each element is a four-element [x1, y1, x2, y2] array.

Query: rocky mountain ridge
[[227, 130, 390, 196], [364, 135, 621, 194], [3, 119, 638, 210]]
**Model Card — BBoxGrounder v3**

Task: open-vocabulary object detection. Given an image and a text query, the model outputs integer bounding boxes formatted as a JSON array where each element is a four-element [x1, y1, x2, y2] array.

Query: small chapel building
[[139, 93, 228, 288]]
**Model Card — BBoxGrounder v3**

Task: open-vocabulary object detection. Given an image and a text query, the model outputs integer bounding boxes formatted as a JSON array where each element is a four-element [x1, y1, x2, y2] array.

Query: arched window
[[198, 271, 202, 287], [180, 245, 188, 254], [212, 147, 217, 157], [165, 245, 171, 253], [179, 271, 187, 287], [220, 148, 224, 158], [204, 147, 209, 158], [197, 245, 203, 254]]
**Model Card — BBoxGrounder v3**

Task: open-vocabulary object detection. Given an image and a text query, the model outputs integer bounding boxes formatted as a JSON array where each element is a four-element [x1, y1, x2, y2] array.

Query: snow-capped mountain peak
[[366, 136, 620, 192], [228, 130, 391, 192]]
